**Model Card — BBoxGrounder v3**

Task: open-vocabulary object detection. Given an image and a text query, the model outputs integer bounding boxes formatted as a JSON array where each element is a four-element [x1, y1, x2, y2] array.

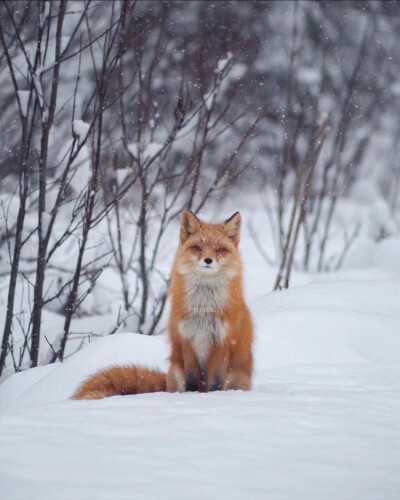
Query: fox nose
[[204, 258, 213, 265]]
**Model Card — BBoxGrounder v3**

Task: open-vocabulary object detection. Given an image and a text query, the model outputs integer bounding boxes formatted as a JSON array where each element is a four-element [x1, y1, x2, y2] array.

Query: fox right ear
[[223, 211, 241, 245], [180, 209, 201, 243]]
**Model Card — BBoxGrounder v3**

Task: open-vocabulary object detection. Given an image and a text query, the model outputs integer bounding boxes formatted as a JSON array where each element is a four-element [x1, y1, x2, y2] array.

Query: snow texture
[[39, 1, 50, 28], [1, 270, 400, 500], [127, 143, 139, 157], [17, 90, 29, 116], [215, 51, 233, 73], [143, 142, 163, 158], [72, 119, 90, 145]]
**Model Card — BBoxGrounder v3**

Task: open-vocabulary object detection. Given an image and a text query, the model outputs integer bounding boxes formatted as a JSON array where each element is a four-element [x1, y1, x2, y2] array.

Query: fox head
[[176, 209, 242, 278]]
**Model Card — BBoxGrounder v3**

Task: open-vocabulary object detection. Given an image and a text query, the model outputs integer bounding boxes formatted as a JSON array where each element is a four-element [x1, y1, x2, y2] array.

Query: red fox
[[72, 210, 253, 399]]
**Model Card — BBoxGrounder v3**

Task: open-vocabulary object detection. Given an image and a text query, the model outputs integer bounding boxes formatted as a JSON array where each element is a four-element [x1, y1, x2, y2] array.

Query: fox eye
[[192, 245, 201, 251], [217, 247, 227, 253]]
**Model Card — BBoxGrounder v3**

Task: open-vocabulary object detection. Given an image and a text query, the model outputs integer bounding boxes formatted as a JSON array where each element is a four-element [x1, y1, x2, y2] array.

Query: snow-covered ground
[[1, 262, 400, 499]]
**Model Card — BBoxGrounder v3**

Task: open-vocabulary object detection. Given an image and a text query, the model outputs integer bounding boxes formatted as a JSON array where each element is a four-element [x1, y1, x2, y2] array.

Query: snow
[[215, 51, 233, 74], [61, 36, 70, 54], [143, 142, 163, 159], [39, 1, 50, 28], [229, 61, 247, 80], [126, 142, 164, 161], [390, 80, 400, 96], [2, 2, 400, 496], [115, 166, 130, 185], [72, 119, 90, 145], [297, 66, 321, 87], [0, 333, 168, 410], [32, 74, 46, 120], [1, 190, 400, 499], [202, 54, 236, 111], [127, 143, 138, 157], [17, 90, 29, 116], [41, 211, 52, 237], [1, 268, 400, 499]]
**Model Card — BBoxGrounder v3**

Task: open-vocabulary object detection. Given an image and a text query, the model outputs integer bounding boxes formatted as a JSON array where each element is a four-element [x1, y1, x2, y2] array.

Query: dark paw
[[185, 371, 198, 392], [209, 374, 222, 391]]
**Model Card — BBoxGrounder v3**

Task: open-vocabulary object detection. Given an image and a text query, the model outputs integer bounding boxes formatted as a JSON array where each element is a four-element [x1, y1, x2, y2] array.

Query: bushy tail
[[72, 365, 166, 400]]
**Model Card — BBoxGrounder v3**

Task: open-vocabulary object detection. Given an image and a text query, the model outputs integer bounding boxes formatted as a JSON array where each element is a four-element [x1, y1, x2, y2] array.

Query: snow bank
[[344, 236, 400, 275], [3, 271, 399, 411], [254, 271, 400, 369], [0, 333, 169, 411], [1, 362, 399, 500], [1, 247, 400, 499]]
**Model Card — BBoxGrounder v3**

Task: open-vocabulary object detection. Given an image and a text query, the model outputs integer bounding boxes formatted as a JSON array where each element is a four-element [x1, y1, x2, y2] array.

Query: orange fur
[[72, 366, 166, 400], [72, 210, 253, 400]]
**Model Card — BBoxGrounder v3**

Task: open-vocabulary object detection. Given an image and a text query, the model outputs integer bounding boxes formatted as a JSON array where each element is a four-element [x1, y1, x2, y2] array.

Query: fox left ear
[[180, 209, 201, 244], [223, 212, 241, 245]]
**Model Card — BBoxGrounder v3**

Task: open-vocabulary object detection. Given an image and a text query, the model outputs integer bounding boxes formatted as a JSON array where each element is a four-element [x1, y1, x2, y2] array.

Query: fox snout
[[200, 256, 218, 270]]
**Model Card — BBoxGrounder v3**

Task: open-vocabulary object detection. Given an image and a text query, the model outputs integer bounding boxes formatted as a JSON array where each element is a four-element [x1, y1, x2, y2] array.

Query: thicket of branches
[[1, 0, 400, 375], [0, 0, 264, 374]]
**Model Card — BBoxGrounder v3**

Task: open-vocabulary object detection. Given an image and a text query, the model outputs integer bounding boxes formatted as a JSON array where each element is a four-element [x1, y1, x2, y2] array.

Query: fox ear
[[181, 209, 201, 243], [223, 212, 241, 245]]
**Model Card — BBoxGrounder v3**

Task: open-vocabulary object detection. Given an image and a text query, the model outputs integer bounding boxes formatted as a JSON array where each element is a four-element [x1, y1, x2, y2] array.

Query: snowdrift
[[1, 270, 400, 500]]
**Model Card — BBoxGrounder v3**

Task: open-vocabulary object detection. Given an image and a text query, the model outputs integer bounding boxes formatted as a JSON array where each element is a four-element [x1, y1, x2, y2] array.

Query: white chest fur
[[179, 274, 229, 364]]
